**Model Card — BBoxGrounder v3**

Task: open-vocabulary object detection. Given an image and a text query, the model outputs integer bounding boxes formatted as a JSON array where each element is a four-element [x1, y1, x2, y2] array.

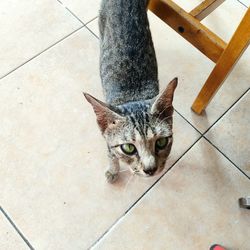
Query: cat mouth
[[133, 170, 160, 177], [129, 169, 146, 177], [129, 166, 165, 177]]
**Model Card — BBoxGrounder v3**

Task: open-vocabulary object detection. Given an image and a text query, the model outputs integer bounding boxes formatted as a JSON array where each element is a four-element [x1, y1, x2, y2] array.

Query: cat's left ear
[[150, 77, 178, 119], [83, 92, 123, 133]]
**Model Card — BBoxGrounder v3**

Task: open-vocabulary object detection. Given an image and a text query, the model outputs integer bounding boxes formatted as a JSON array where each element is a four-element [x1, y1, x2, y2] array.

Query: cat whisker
[[119, 169, 130, 173], [155, 105, 172, 120], [155, 116, 173, 129], [156, 115, 172, 125], [123, 172, 135, 193]]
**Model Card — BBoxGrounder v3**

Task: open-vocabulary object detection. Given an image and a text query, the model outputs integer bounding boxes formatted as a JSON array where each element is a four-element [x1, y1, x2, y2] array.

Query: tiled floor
[[0, 1, 249, 250]]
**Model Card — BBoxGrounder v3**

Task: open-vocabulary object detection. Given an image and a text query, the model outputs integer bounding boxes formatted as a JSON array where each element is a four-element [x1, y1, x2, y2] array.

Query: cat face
[[84, 78, 177, 177], [103, 108, 173, 176]]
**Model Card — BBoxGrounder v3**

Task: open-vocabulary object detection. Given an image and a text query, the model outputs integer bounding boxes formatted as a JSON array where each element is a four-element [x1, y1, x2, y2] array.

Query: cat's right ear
[[83, 93, 123, 133], [150, 77, 178, 119]]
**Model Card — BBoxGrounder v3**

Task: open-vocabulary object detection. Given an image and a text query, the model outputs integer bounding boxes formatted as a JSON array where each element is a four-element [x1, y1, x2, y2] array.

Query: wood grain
[[148, 0, 227, 63], [192, 8, 250, 114], [189, 0, 225, 21]]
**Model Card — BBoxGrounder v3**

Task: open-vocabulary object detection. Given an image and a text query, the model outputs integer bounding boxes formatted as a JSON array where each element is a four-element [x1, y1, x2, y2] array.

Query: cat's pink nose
[[143, 167, 157, 176]]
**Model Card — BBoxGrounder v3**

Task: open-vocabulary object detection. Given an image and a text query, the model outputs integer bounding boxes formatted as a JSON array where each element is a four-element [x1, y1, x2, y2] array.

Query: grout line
[[203, 137, 250, 180], [202, 88, 250, 135], [193, 87, 249, 178], [236, 0, 248, 8], [0, 206, 35, 250], [89, 135, 203, 249], [56, 0, 100, 38], [64, 6, 85, 25], [174, 108, 202, 135], [0, 25, 84, 81], [0, 2, 99, 81], [175, 87, 249, 137], [56, 0, 98, 26], [56, 0, 85, 25], [174, 90, 250, 181], [85, 16, 99, 39], [85, 16, 99, 26], [85, 25, 99, 40]]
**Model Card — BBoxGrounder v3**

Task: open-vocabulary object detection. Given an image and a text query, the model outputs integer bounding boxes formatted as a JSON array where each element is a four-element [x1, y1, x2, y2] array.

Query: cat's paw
[[105, 170, 118, 183]]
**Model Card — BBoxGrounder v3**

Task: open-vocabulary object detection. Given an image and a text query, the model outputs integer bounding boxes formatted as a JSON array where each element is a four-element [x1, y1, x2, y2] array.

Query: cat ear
[[150, 77, 178, 119], [83, 92, 123, 133]]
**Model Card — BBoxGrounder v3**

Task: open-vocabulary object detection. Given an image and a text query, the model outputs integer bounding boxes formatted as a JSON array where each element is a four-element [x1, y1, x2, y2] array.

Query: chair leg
[[191, 8, 250, 115]]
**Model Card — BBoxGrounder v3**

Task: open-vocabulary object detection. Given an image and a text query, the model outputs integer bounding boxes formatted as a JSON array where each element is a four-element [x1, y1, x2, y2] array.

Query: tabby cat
[[84, 0, 177, 183]]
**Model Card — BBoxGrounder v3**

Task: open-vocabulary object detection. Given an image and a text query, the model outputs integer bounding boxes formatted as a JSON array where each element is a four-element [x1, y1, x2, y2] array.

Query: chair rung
[[190, 0, 226, 21], [148, 0, 227, 63]]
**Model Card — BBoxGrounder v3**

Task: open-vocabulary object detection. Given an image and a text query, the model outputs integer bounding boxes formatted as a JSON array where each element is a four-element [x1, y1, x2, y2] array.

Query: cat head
[[84, 78, 177, 177]]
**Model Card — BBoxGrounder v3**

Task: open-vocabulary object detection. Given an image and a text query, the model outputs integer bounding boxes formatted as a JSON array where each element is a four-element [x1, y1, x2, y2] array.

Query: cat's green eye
[[121, 143, 137, 155], [156, 137, 168, 150]]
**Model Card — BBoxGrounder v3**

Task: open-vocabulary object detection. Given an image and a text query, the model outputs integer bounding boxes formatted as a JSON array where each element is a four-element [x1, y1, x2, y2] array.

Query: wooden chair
[[148, 0, 250, 114]]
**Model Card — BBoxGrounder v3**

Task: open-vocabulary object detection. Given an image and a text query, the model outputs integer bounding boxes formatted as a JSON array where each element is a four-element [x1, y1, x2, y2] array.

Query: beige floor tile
[[0, 0, 81, 78], [205, 91, 250, 176], [59, 0, 100, 24], [0, 27, 200, 249], [173, 0, 207, 12], [0, 210, 28, 250], [240, 0, 250, 7], [86, 2, 250, 133], [94, 139, 250, 250], [201, 1, 247, 42], [86, 18, 99, 37]]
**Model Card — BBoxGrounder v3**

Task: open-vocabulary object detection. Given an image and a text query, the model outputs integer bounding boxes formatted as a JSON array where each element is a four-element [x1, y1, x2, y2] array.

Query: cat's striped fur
[[84, 0, 177, 183], [99, 0, 158, 106]]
